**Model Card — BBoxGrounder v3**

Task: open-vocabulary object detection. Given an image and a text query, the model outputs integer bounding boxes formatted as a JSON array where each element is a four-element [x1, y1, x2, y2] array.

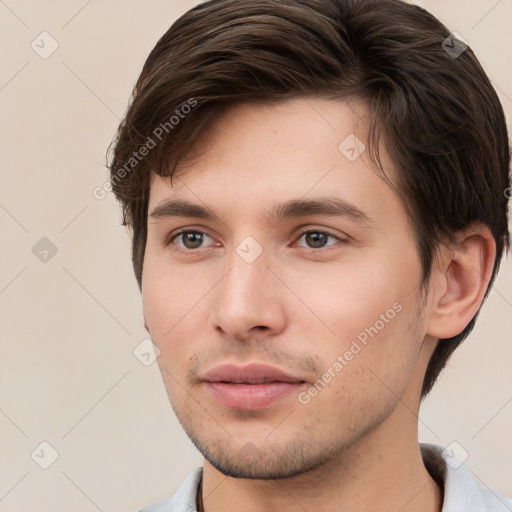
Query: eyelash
[[166, 229, 347, 254]]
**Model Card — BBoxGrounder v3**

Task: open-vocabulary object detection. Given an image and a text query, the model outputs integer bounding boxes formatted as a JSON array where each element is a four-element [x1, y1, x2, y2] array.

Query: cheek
[[283, 254, 423, 390], [142, 249, 210, 334], [299, 300, 422, 419], [287, 260, 408, 339], [141, 252, 225, 384]]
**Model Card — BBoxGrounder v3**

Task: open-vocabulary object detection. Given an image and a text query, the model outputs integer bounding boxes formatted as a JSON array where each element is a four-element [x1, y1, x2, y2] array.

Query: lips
[[203, 363, 305, 384], [201, 363, 306, 410]]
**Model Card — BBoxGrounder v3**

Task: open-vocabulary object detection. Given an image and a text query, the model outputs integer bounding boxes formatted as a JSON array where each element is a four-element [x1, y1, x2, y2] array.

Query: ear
[[426, 224, 496, 339]]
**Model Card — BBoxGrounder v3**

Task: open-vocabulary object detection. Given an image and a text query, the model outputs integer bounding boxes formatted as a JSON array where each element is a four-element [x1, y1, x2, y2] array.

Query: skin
[[142, 97, 495, 512]]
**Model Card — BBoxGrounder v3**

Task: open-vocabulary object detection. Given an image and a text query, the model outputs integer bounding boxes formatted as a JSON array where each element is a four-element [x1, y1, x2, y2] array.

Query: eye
[[166, 229, 346, 253], [169, 230, 217, 250], [295, 230, 346, 251]]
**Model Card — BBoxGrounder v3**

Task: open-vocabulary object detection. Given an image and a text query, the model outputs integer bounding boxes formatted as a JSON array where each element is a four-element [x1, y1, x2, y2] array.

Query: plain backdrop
[[0, 1, 511, 510]]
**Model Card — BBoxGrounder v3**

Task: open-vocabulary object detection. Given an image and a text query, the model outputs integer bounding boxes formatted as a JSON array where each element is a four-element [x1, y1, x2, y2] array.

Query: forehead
[[147, 97, 399, 223], [173, 96, 371, 170]]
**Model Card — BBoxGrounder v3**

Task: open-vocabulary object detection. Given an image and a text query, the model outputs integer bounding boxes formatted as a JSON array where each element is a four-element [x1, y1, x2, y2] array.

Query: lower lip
[[205, 382, 303, 410]]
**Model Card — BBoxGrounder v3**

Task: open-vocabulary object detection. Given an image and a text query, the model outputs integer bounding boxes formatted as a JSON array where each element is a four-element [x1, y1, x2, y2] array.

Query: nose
[[209, 250, 287, 342]]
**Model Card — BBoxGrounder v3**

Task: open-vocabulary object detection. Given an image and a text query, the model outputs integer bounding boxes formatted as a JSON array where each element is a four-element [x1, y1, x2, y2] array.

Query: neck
[[200, 403, 443, 512]]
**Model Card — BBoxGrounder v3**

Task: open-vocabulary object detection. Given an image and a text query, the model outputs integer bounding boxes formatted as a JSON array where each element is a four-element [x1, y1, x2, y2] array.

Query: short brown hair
[[108, 0, 510, 398]]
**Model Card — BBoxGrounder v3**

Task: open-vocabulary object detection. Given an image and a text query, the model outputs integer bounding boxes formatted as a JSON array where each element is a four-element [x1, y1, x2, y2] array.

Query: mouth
[[201, 363, 307, 411]]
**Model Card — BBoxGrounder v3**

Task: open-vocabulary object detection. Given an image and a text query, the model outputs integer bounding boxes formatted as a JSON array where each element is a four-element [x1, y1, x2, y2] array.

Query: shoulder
[[138, 467, 203, 512], [421, 443, 512, 512]]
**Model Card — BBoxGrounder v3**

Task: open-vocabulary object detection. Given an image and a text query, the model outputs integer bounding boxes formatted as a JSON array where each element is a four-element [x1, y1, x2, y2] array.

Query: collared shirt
[[139, 443, 512, 511]]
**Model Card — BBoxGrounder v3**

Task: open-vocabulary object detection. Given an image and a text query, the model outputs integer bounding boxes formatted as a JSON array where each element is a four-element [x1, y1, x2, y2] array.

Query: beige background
[[0, 1, 510, 510]]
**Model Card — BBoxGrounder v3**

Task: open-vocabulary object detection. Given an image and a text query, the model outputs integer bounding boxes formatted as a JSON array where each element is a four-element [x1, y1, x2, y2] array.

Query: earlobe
[[426, 225, 496, 339]]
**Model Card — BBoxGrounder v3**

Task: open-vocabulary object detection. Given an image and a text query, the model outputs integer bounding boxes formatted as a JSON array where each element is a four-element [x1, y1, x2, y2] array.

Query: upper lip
[[202, 363, 305, 384]]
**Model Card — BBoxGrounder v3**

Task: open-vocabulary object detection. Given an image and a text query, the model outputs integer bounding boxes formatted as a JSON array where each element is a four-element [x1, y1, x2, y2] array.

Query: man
[[108, 0, 511, 510]]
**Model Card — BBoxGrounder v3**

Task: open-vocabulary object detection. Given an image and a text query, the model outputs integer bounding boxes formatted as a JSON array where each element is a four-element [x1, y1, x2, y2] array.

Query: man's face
[[142, 98, 432, 479]]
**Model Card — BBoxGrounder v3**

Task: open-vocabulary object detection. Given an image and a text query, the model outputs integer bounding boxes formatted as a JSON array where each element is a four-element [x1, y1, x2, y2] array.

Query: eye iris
[[182, 232, 203, 249], [306, 232, 328, 248], [178, 232, 331, 250]]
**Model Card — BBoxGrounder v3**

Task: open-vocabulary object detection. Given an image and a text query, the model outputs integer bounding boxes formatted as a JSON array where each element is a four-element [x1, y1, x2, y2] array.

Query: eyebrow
[[149, 196, 374, 225]]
